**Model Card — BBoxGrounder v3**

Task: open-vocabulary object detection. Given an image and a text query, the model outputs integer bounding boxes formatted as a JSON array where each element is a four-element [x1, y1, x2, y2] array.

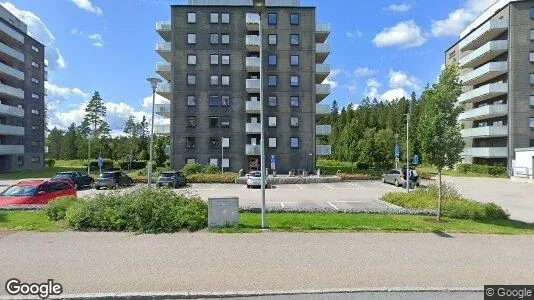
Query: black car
[[94, 171, 133, 190], [51, 171, 94, 190], [156, 171, 187, 188]]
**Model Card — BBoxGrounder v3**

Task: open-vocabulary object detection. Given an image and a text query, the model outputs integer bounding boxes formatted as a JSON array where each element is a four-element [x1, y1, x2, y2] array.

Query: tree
[[137, 116, 149, 160], [46, 127, 64, 160], [154, 136, 168, 167], [61, 123, 78, 160], [124, 115, 138, 161], [374, 129, 395, 170], [80, 92, 109, 166], [419, 64, 464, 221]]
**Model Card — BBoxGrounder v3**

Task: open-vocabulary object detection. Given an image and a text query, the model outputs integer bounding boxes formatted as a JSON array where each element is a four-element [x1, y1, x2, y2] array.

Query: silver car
[[246, 171, 267, 189], [382, 168, 420, 187]]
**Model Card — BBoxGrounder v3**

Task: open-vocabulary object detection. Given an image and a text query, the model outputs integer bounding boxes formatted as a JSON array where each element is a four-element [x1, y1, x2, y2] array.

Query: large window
[[210, 33, 219, 44], [290, 96, 299, 107], [290, 117, 299, 127], [290, 137, 299, 149], [211, 54, 219, 65], [221, 95, 230, 107], [268, 13, 277, 25], [530, 29, 534, 41], [268, 117, 277, 127], [530, 95, 534, 106], [290, 34, 299, 45], [221, 116, 230, 127], [187, 75, 196, 85], [530, 52, 534, 62], [187, 116, 196, 128], [187, 12, 196, 23], [187, 33, 196, 44], [530, 8, 534, 19], [290, 13, 299, 25], [210, 96, 220, 107], [268, 75, 277, 86], [290, 55, 299, 66], [211, 75, 219, 86], [268, 34, 277, 45], [221, 34, 230, 44], [290, 75, 299, 87], [268, 138, 277, 148], [221, 75, 230, 86], [530, 118, 534, 128], [268, 96, 277, 107], [268, 54, 277, 66], [210, 158, 218, 167], [210, 13, 219, 23], [187, 54, 196, 65], [186, 137, 196, 149], [210, 138, 220, 149], [221, 13, 230, 24], [187, 95, 196, 106], [221, 54, 230, 65], [210, 116, 219, 128], [530, 73, 534, 84]]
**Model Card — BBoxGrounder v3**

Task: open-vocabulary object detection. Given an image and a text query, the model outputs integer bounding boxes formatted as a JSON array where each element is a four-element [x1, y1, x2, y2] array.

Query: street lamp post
[[395, 133, 399, 169], [146, 77, 162, 188]]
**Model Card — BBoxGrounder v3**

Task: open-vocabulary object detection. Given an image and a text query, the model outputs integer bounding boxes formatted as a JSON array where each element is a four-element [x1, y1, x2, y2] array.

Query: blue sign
[[413, 154, 420, 165], [270, 155, 276, 170], [97, 156, 103, 168], [394, 145, 400, 158]]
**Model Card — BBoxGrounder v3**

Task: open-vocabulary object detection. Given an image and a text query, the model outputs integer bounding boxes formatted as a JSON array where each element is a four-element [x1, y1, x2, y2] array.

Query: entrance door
[[248, 157, 259, 171]]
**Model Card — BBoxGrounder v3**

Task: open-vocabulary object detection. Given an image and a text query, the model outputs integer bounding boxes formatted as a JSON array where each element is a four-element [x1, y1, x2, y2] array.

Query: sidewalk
[[1, 231, 533, 297]]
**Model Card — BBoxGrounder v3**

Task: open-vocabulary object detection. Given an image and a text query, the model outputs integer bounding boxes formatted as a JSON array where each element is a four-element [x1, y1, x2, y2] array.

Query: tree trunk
[[437, 169, 442, 222]]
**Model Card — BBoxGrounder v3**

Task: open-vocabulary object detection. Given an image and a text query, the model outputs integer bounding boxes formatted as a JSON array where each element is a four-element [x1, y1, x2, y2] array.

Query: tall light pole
[[405, 103, 411, 193], [254, 0, 267, 229], [395, 133, 399, 169], [221, 137, 224, 173], [146, 77, 162, 188]]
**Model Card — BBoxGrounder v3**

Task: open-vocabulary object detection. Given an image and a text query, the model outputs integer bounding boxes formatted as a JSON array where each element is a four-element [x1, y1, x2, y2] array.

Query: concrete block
[[208, 197, 239, 228]]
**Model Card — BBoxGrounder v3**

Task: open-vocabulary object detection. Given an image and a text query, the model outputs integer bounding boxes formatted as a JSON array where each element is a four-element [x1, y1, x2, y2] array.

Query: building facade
[[0, 5, 46, 172], [154, 0, 331, 173], [445, 0, 534, 169]]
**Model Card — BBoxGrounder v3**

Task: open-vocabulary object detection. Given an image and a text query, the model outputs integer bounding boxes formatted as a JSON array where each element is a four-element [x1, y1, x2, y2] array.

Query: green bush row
[[337, 173, 381, 181], [180, 162, 222, 175], [44, 196, 79, 221], [456, 163, 507, 176], [187, 173, 238, 183], [118, 161, 147, 170]]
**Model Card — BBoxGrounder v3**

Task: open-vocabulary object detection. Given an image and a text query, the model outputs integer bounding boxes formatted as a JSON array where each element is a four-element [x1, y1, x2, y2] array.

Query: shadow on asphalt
[[432, 230, 454, 238]]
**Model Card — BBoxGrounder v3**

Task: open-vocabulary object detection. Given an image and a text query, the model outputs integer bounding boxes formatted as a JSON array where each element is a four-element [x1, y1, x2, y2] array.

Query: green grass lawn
[[0, 166, 98, 180], [416, 164, 508, 178], [0, 211, 63, 231]]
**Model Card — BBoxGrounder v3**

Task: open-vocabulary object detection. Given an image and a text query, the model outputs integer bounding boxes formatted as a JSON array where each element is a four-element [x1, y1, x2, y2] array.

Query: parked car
[[382, 168, 420, 187], [94, 171, 133, 190], [156, 171, 187, 188], [246, 171, 267, 188], [0, 180, 76, 207], [51, 171, 94, 189]]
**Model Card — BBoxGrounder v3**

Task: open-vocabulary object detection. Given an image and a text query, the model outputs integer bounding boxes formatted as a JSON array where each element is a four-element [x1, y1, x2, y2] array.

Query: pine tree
[[80, 92, 109, 164], [61, 123, 78, 160], [46, 127, 64, 160]]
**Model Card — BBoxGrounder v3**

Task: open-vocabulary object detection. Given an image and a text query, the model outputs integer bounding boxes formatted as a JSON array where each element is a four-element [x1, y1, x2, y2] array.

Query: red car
[[0, 180, 77, 207]]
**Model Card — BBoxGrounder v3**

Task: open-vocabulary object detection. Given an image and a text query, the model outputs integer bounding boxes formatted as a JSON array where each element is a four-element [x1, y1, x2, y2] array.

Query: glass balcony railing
[[458, 104, 508, 121], [458, 82, 507, 104], [246, 79, 260, 93], [0, 83, 24, 99], [246, 101, 261, 113], [246, 144, 261, 156], [0, 62, 24, 81], [459, 40, 508, 69], [0, 124, 24, 136], [459, 61, 507, 86], [461, 147, 508, 158], [0, 144, 24, 155], [316, 104, 330, 115], [316, 124, 332, 135], [459, 19, 509, 51], [316, 145, 332, 156], [461, 125, 508, 138], [0, 42, 24, 61], [246, 122, 261, 134], [246, 57, 261, 72], [0, 103, 24, 118]]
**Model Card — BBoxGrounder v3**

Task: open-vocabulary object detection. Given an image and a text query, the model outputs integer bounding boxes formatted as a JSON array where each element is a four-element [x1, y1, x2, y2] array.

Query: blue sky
[[3, 0, 496, 134]]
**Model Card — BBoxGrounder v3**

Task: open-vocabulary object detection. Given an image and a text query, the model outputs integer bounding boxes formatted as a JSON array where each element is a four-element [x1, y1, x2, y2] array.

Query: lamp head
[[146, 77, 162, 90]]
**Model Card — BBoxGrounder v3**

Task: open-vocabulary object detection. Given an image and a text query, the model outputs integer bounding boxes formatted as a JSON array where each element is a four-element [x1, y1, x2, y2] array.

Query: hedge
[[83, 160, 115, 170], [456, 163, 507, 177], [187, 173, 238, 183], [119, 161, 147, 170], [337, 173, 381, 181], [44, 196, 79, 221], [44, 159, 55, 167]]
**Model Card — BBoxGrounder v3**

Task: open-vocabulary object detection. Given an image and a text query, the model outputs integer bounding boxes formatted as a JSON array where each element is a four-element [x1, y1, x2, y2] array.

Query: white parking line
[[280, 202, 285, 208], [323, 183, 335, 190], [327, 202, 338, 209], [210, 184, 221, 190], [241, 185, 247, 190], [296, 184, 303, 190], [330, 200, 373, 203]]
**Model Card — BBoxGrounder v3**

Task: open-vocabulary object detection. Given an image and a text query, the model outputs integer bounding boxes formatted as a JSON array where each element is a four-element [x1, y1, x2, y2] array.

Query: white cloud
[[323, 68, 342, 89], [373, 20, 427, 48], [384, 3, 412, 12], [45, 82, 89, 99], [88, 33, 104, 47], [431, 0, 497, 37], [364, 78, 411, 102], [346, 31, 363, 40], [70, 0, 103, 16], [353, 67, 378, 77], [71, 28, 83, 35], [142, 93, 170, 108], [364, 78, 381, 100], [388, 69, 421, 91], [381, 88, 411, 102]]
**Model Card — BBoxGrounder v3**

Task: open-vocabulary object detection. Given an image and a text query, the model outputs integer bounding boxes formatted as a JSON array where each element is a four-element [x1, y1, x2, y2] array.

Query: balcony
[[0, 144, 24, 155], [246, 79, 260, 93], [459, 40, 508, 69], [246, 122, 261, 134], [156, 42, 171, 62], [316, 23, 330, 43], [461, 125, 508, 138], [0, 42, 24, 61], [458, 104, 508, 121], [153, 124, 170, 135], [316, 145, 332, 156], [246, 144, 261, 156], [155, 82, 171, 100], [156, 21, 171, 41], [0, 124, 24, 136], [316, 104, 330, 115], [316, 43, 330, 63], [316, 63, 330, 83], [246, 101, 261, 113], [0, 83, 24, 99], [155, 103, 170, 118], [459, 19, 509, 51], [461, 147, 508, 158], [156, 62, 171, 80], [246, 13, 260, 31], [0, 103, 24, 118], [0, 61, 24, 81], [316, 84, 330, 102], [0, 22, 24, 44], [246, 57, 260, 72], [246, 35, 260, 52], [316, 124, 331, 135], [459, 61, 507, 86], [458, 82, 507, 104]]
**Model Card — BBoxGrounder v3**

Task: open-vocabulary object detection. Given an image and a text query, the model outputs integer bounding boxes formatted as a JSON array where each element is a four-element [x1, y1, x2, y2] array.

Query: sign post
[[413, 154, 420, 165], [270, 154, 276, 176], [97, 156, 103, 174], [394, 145, 400, 169]]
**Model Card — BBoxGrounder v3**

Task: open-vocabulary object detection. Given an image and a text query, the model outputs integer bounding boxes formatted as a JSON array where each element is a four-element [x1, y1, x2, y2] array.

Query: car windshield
[[52, 173, 71, 179], [160, 173, 175, 177], [250, 172, 261, 178], [99, 173, 114, 178], [0, 185, 37, 196]]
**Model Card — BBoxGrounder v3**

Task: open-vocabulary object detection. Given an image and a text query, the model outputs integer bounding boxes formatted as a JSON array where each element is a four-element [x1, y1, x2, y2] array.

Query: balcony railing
[[246, 122, 261, 134], [0, 22, 24, 43], [0, 124, 24, 136], [246, 57, 260, 72], [316, 43, 330, 63], [316, 124, 332, 135], [461, 147, 508, 158], [458, 82, 507, 104], [0, 83, 24, 99], [156, 42, 171, 62], [246, 35, 260, 52], [459, 19, 509, 51], [156, 82, 171, 100], [246, 79, 260, 93], [0, 62, 24, 81], [459, 61, 507, 86], [0, 42, 24, 61], [246, 144, 261, 156], [156, 21, 171, 41], [316, 84, 330, 101], [0, 103, 24, 118], [458, 104, 508, 121], [316, 23, 330, 43], [0, 144, 24, 155], [316, 63, 330, 83], [459, 40, 508, 69], [461, 125, 508, 138], [245, 13, 260, 30], [246, 101, 261, 113], [316, 104, 330, 115], [154, 124, 170, 135], [316, 145, 332, 156], [156, 62, 171, 80], [155, 103, 170, 118]]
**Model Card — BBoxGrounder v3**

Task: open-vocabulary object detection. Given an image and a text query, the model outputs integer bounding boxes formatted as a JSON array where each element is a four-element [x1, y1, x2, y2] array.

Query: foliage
[[44, 196, 79, 221], [201, 163, 220, 174], [65, 188, 208, 233], [337, 173, 381, 181], [181, 162, 203, 175], [187, 173, 237, 183], [154, 136, 168, 167], [118, 161, 147, 170], [83, 159, 114, 170], [455, 164, 507, 177], [44, 159, 55, 167]]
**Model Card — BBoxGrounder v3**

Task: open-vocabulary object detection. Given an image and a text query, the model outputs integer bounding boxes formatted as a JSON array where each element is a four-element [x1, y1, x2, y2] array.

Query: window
[[221, 116, 230, 127], [187, 95, 196, 106], [187, 54, 196, 65], [31, 156, 40, 163], [290, 137, 299, 149], [530, 8, 534, 19], [290, 13, 299, 25], [290, 34, 299, 45], [268, 116, 277, 127], [290, 96, 299, 107], [290, 55, 299, 66], [221, 13, 230, 24], [268, 54, 277, 66], [32, 93, 39, 99], [268, 75, 277, 86], [268, 34, 277, 45], [187, 33, 196, 44], [449, 51, 456, 59], [187, 116, 196, 128], [211, 54, 219, 65], [210, 116, 219, 128], [31, 109, 39, 115], [531, 52, 534, 62], [187, 74, 196, 85], [186, 137, 196, 149], [209, 138, 220, 149], [222, 158, 230, 168], [530, 73, 534, 84], [221, 95, 230, 107], [32, 125, 40, 131], [221, 54, 230, 65], [210, 96, 220, 107], [290, 75, 299, 87], [222, 137, 230, 148], [221, 34, 230, 44], [186, 158, 196, 164], [210, 13, 219, 23], [32, 61, 39, 68], [17, 156, 23, 166], [188, 12, 196, 23], [210, 158, 218, 166], [221, 75, 230, 86], [268, 138, 277, 148], [268, 96, 277, 107], [530, 29, 534, 41], [530, 118, 534, 128], [211, 75, 219, 86], [290, 117, 299, 127], [31, 45, 39, 52], [31, 77, 39, 84], [268, 13, 277, 25], [210, 33, 219, 44]]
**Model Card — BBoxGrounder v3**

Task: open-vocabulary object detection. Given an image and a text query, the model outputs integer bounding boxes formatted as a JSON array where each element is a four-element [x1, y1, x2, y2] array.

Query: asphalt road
[[0, 231, 531, 297]]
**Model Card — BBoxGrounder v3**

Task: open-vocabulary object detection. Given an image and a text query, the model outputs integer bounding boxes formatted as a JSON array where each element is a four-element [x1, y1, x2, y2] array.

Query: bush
[[65, 188, 207, 233], [83, 160, 114, 170], [338, 173, 381, 181], [44, 159, 55, 167], [119, 161, 147, 170], [187, 173, 237, 183], [487, 166, 507, 177], [201, 163, 220, 174], [181, 162, 202, 176], [355, 162, 370, 170], [44, 196, 78, 221], [456, 163, 470, 174]]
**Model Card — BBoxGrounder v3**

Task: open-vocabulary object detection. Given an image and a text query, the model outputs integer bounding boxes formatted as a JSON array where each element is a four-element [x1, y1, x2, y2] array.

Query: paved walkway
[[0, 231, 532, 297]]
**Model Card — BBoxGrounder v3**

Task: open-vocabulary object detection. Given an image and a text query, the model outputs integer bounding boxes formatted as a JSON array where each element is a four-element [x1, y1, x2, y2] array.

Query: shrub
[[181, 162, 202, 176], [426, 182, 461, 199], [65, 188, 207, 233], [355, 162, 370, 170], [44, 196, 78, 221], [456, 163, 470, 174], [83, 160, 114, 170], [119, 161, 147, 170], [483, 203, 509, 220], [201, 163, 220, 174], [338, 173, 381, 181], [487, 166, 507, 177], [187, 173, 237, 183], [44, 159, 55, 167]]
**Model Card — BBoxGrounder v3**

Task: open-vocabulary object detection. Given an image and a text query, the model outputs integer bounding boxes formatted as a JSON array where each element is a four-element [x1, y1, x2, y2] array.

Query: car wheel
[[394, 179, 399, 187], [382, 177, 386, 183], [246, 185, 250, 189], [95, 186, 100, 190]]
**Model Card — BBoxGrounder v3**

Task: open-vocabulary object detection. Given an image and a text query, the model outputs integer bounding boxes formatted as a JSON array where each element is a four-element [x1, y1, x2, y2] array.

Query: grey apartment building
[[0, 5, 45, 172], [154, 0, 331, 173], [445, 0, 534, 169]]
